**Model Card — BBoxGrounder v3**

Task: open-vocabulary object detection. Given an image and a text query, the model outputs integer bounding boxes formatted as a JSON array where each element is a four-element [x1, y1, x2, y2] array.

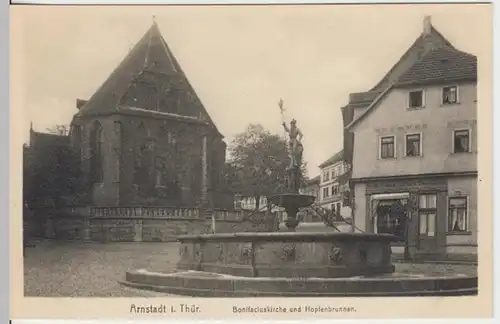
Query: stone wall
[[30, 206, 278, 242]]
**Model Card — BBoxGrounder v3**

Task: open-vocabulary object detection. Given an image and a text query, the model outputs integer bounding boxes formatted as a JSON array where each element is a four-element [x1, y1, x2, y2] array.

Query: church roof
[[77, 21, 220, 135]]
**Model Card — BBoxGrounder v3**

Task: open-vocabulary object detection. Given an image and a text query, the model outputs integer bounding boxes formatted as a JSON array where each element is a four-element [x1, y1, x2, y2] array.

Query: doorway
[[417, 193, 438, 253]]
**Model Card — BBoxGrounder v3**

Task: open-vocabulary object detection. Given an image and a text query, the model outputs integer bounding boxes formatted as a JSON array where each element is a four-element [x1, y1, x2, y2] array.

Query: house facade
[[318, 151, 352, 220], [345, 17, 477, 259]]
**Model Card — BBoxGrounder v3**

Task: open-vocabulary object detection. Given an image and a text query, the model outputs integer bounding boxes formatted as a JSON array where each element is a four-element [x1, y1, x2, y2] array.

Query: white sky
[[16, 4, 489, 176]]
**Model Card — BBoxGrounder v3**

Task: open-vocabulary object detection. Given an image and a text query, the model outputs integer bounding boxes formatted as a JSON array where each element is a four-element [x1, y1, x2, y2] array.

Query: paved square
[[24, 239, 180, 297], [23, 239, 477, 297]]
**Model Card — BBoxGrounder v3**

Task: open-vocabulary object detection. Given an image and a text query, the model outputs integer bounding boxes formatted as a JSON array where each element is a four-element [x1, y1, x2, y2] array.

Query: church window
[[133, 124, 150, 187], [71, 125, 83, 163], [90, 121, 104, 183]]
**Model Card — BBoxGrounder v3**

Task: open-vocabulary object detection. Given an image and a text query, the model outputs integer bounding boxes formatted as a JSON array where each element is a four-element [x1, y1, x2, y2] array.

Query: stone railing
[[89, 206, 200, 218], [29, 205, 280, 242]]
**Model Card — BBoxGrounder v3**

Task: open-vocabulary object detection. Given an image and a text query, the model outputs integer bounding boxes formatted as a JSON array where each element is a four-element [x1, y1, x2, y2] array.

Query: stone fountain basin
[[176, 232, 398, 278], [121, 269, 477, 297], [267, 193, 316, 209]]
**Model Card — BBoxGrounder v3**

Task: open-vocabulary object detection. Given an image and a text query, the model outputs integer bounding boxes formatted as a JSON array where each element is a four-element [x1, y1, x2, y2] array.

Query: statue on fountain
[[282, 119, 304, 169], [278, 99, 305, 194]]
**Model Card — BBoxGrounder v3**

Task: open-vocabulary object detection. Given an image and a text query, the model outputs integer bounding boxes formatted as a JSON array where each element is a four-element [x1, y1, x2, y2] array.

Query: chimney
[[423, 15, 432, 36]]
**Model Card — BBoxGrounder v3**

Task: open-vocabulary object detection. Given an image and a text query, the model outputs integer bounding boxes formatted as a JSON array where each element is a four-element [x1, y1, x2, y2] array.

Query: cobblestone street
[[23, 239, 477, 297], [24, 239, 180, 297]]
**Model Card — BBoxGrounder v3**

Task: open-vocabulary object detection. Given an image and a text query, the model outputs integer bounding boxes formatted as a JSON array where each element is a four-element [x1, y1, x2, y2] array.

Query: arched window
[[90, 121, 104, 183], [71, 125, 83, 164], [133, 124, 149, 187]]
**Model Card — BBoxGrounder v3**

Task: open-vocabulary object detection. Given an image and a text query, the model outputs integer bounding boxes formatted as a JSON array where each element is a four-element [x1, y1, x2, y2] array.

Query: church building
[[28, 21, 233, 210]]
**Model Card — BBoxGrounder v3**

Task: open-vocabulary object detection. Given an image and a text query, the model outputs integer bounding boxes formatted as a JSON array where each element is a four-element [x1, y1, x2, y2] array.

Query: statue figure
[[282, 119, 304, 168]]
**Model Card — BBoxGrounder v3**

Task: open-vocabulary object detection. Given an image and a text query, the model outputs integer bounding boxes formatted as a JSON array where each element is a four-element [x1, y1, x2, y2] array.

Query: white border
[[6, 1, 498, 323]]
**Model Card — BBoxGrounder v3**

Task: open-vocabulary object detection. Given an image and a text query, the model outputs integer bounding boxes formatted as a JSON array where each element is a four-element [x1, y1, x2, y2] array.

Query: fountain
[[120, 114, 477, 297]]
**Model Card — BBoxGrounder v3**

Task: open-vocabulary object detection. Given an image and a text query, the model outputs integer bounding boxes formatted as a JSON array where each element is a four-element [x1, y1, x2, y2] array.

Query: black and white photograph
[[13, 3, 491, 313]]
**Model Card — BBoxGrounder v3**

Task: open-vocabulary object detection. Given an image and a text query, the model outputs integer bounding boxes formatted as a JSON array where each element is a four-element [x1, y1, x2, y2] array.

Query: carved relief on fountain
[[328, 245, 344, 264], [281, 243, 297, 262], [240, 243, 253, 263]]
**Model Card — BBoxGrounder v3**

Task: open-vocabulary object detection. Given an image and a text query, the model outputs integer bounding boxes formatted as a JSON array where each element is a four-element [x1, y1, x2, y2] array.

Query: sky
[[14, 4, 490, 177]]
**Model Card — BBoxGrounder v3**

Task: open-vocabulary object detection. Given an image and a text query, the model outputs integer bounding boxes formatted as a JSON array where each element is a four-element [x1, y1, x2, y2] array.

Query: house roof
[[395, 46, 477, 87], [345, 18, 476, 132], [368, 23, 453, 93], [76, 21, 221, 135], [305, 175, 320, 185], [319, 150, 343, 168]]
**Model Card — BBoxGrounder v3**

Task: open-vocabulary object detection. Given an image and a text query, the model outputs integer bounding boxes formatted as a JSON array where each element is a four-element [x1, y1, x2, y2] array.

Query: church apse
[[44, 20, 233, 209]]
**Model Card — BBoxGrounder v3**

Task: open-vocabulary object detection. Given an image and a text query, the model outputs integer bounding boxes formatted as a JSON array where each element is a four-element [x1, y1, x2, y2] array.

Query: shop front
[[360, 177, 449, 258]]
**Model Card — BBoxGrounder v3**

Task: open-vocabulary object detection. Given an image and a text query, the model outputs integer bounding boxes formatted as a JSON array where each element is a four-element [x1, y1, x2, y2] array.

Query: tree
[[46, 124, 69, 136], [226, 124, 307, 211]]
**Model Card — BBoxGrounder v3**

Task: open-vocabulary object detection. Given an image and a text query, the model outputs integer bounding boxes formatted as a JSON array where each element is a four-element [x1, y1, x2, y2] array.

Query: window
[[375, 199, 406, 238], [90, 122, 104, 183], [405, 133, 422, 157], [448, 197, 468, 232], [442, 86, 459, 104], [418, 194, 437, 237], [322, 187, 329, 199], [323, 170, 330, 182], [408, 90, 424, 109], [331, 184, 339, 196], [380, 136, 395, 159], [336, 203, 341, 215], [453, 129, 470, 153]]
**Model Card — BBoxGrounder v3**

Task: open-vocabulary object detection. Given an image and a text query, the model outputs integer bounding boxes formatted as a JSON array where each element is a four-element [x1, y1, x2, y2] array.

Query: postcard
[[10, 3, 493, 320]]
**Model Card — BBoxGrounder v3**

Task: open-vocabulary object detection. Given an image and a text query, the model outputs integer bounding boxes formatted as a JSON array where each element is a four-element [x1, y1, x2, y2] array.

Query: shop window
[[375, 199, 406, 239]]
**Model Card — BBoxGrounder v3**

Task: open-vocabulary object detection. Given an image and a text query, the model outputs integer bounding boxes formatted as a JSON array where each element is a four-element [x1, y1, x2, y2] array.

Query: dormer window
[[442, 86, 459, 105], [408, 90, 425, 109]]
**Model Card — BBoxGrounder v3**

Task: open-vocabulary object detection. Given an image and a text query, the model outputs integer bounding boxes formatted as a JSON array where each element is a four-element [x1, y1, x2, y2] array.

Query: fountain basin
[[176, 232, 398, 278], [268, 193, 316, 209], [121, 269, 477, 297]]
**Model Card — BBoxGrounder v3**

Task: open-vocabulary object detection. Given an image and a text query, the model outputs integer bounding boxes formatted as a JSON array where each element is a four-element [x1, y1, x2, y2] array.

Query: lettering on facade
[[366, 178, 447, 194], [446, 119, 477, 127], [375, 123, 427, 134]]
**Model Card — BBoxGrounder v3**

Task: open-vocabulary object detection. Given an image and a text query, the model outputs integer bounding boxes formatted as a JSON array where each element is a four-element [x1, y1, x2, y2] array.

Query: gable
[[369, 25, 454, 93], [76, 21, 221, 136]]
